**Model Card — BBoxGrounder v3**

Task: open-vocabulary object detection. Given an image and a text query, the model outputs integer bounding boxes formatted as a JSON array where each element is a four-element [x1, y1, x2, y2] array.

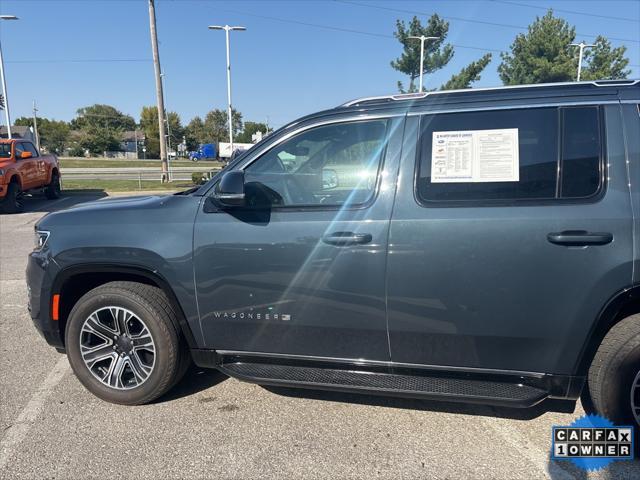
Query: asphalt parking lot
[[1, 192, 639, 479]]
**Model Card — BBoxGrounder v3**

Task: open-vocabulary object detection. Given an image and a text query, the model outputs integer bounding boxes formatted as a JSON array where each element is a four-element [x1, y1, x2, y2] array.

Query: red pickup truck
[[0, 138, 61, 213]]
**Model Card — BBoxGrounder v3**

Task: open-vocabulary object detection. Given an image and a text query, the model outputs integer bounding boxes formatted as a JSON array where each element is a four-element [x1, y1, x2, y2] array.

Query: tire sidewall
[[601, 344, 640, 427], [46, 173, 61, 199], [2, 183, 22, 213], [65, 288, 177, 404]]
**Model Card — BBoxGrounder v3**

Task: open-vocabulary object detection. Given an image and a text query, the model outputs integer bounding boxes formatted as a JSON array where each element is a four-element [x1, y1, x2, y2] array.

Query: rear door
[[386, 104, 632, 375], [193, 115, 404, 361]]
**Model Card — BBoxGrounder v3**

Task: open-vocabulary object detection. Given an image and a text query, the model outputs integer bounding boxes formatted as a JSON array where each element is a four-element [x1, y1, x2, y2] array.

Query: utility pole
[[147, 0, 168, 182], [408, 35, 439, 92], [570, 42, 596, 82], [32, 100, 40, 151], [209, 25, 246, 155], [0, 15, 19, 139]]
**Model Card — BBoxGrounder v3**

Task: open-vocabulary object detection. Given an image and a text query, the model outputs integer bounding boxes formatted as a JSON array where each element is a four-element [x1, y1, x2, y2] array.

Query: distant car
[[189, 143, 216, 162], [0, 139, 61, 213]]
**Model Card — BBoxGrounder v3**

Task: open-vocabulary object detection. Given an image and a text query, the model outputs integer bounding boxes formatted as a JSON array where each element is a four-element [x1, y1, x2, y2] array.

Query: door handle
[[547, 230, 613, 247], [322, 232, 372, 246]]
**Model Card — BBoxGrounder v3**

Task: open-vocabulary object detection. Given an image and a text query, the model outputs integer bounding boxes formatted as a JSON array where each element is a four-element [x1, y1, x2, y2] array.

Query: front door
[[193, 116, 403, 361], [386, 104, 632, 375], [14, 142, 38, 189]]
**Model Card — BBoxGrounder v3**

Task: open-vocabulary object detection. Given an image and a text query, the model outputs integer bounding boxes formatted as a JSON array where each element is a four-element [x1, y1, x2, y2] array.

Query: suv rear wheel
[[65, 281, 189, 405], [587, 314, 640, 427]]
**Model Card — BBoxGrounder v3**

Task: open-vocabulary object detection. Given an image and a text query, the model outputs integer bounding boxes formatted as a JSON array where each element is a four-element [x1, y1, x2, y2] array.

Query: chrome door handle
[[547, 231, 613, 246], [322, 232, 372, 246]]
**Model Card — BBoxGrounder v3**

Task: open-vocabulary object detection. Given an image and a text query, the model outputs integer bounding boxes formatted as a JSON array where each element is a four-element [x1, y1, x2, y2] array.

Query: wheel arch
[[52, 264, 198, 350], [575, 284, 640, 376], [8, 172, 21, 187]]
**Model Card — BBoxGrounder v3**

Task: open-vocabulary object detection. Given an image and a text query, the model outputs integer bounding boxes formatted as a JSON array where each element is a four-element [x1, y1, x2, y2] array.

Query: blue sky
[[1, 0, 639, 129]]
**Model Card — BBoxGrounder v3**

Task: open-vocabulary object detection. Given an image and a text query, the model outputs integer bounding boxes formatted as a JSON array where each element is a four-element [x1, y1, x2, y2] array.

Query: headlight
[[34, 230, 50, 251], [0, 168, 5, 176]]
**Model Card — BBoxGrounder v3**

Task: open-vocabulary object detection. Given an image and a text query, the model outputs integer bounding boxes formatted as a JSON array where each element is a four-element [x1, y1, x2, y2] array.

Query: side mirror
[[20, 151, 33, 160], [213, 170, 245, 207]]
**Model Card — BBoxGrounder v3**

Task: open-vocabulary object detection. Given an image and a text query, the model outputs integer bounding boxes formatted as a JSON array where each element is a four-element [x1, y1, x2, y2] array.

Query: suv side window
[[244, 119, 389, 207], [416, 106, 602, 203]]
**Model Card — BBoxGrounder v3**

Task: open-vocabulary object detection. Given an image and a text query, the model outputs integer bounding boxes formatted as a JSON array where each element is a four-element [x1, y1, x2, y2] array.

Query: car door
[[193, 115, 404, 361], [22, 142, 46, 183], [14, 142, 37, 189], [386, 104, 632, 375]]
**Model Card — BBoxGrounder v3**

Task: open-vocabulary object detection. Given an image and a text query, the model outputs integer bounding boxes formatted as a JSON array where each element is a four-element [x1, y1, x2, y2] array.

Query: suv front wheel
[[65, 281, 189, 405], [587, 314, 640, 427]]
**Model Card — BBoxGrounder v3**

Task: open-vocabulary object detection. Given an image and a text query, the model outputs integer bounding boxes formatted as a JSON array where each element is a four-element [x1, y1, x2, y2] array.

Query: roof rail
[[341, 92, 428, 107], [339, 79, 640, 108]]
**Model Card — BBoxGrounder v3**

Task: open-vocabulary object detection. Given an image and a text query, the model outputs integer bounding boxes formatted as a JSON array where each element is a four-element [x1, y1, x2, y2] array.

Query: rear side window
[[416, 106, 602, 203]]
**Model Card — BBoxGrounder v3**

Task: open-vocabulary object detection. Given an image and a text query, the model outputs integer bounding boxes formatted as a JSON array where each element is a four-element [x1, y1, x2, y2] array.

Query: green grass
[[61, 179, 197, 192], [59, 158, 222, 169]]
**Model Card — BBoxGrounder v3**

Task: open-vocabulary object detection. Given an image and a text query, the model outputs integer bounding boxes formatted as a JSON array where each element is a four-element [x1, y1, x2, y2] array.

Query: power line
[[5, 58, 150, 63], [214, 7, 506, 54], [336, 0, 640, 44], [490, 0, 640, 24]]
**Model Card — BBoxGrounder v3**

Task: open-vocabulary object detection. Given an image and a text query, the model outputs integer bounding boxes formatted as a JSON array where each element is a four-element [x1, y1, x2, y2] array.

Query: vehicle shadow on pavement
[[262, 385, 577, 421], [155, 366, 228, 403]]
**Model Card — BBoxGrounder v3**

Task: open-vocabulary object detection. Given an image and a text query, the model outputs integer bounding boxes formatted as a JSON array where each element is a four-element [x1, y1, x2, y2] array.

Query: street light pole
[[570, 42, 596, 82], [32, 100, 40, 151], [408, 35, 439, 92], [0, 15, 19, 139], [209, 25, 245, 155]]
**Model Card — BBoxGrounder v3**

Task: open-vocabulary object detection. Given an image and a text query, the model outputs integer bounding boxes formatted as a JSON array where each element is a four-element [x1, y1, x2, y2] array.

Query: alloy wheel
[[632, 370, 640, 426], [79, 306, 156, 390]]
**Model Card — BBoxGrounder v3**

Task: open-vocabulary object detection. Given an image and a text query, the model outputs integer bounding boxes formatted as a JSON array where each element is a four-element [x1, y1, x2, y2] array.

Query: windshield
[[0, 144, 11, 159]]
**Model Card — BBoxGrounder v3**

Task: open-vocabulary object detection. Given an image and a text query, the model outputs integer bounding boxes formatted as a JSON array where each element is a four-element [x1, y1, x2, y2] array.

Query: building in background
[[0, 125, 36, 143]]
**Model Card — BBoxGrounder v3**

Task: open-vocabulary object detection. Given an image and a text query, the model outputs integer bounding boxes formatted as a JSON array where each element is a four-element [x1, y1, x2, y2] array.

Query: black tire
[[587, 314, 640, 427], [65, 281, 187, 405], [0, 182, 23, 214], [45, 172, 61, 199]]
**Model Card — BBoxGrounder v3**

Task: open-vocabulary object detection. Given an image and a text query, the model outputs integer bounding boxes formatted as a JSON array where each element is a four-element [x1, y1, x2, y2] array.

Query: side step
[[219, 360, 549, 408]]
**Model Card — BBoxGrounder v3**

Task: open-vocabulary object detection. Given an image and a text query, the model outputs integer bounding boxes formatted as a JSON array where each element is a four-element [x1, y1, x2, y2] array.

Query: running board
[[218, 359, 549, 408]]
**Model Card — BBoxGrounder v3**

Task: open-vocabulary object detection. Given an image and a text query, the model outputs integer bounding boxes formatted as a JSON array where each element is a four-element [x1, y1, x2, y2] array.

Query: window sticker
[[431, 128, 519, 183]]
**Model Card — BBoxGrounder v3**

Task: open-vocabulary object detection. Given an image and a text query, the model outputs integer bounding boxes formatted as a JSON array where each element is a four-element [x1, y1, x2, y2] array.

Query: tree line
[[14, 9, 632, 157], [392, 9, 630, 92], [15, 105, 268, 158]]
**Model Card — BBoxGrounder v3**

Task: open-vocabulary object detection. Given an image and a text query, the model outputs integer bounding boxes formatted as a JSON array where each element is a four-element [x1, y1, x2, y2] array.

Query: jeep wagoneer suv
[[27, 80, 640, 430]]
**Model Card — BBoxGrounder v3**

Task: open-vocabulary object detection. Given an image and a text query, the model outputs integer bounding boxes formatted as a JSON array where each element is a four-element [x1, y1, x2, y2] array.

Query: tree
[[440, 54, 492, 90], [236, 121, 268, 143], [184, 116, 207, 150], [391, 15, 453, 93], [391, 15, 491, 92], [498, 10, 630, 85], [580, 36, 630, 81], [204, 108, 243, 144], [71, 104, 135, 156], [71, 104, 135, 131], [14, 117, 70, 154], [139, 106, 183, 158]]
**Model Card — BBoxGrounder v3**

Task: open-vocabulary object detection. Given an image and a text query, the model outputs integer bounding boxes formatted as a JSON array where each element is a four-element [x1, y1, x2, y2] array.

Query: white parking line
[[0, 356, 69, 471]]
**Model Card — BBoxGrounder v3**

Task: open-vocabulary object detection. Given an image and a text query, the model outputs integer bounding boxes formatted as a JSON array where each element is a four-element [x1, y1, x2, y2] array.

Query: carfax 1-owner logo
[[551, 414, 634, 471]]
